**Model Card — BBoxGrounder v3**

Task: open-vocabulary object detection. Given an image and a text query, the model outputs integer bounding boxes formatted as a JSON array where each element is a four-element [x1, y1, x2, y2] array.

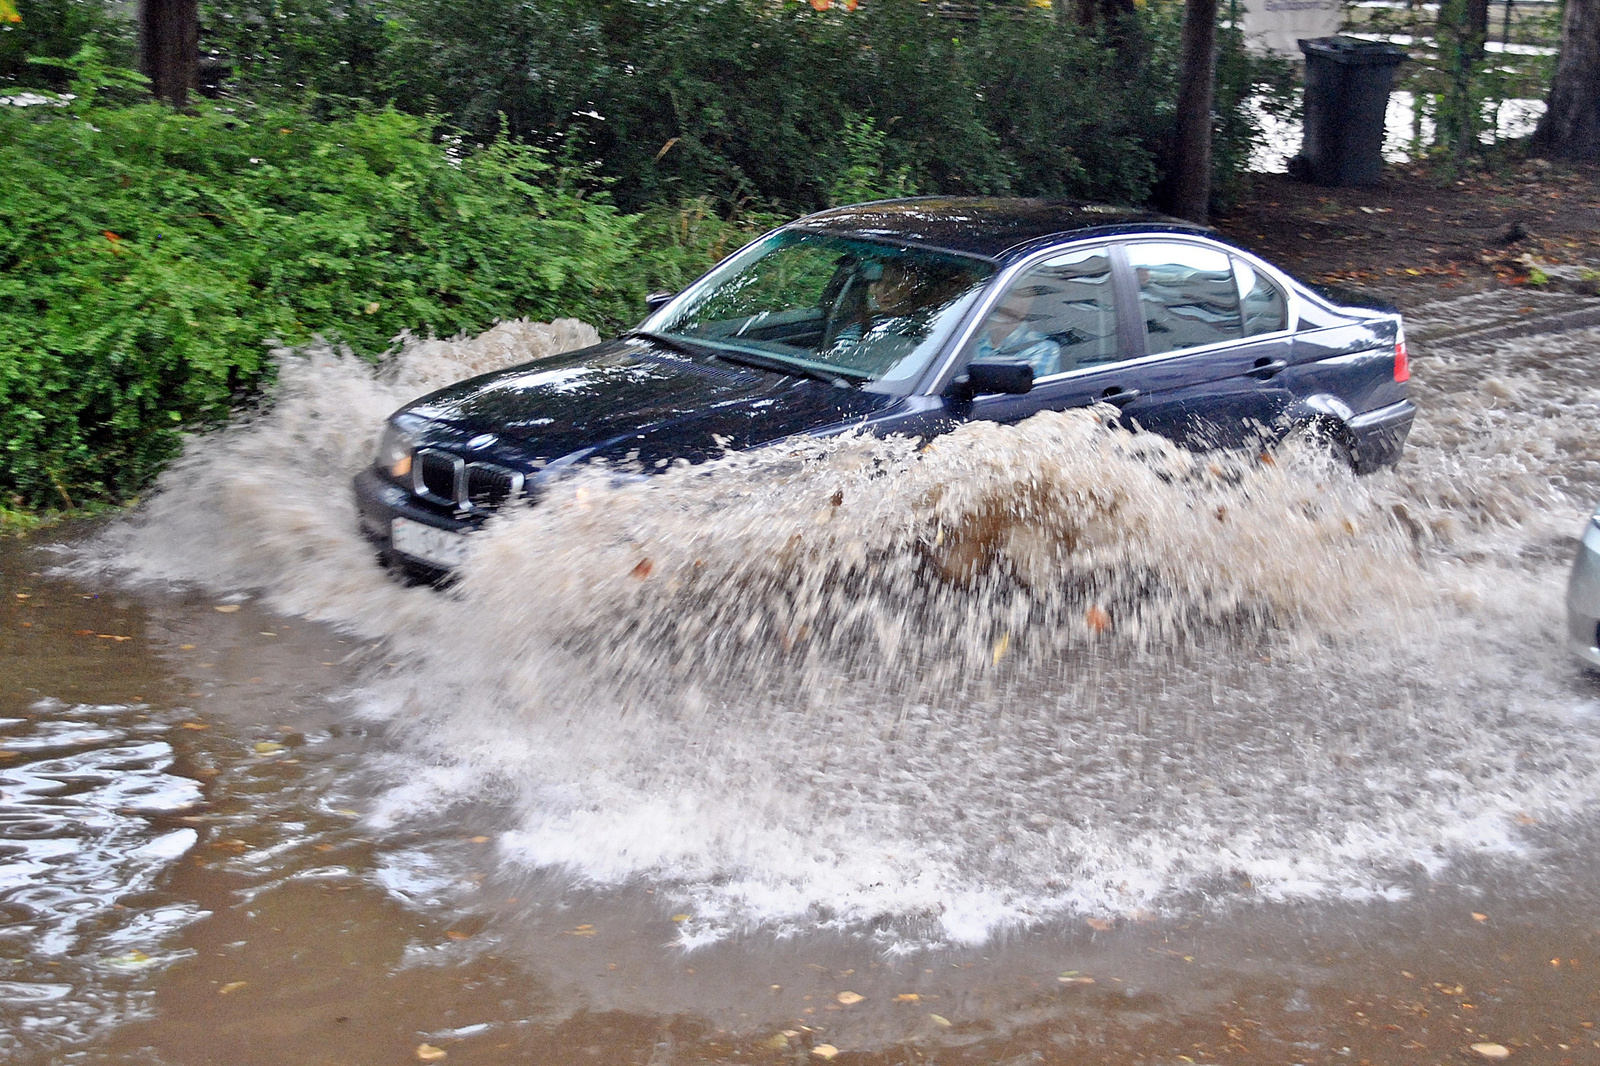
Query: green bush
[[0, 53, 731, 509]]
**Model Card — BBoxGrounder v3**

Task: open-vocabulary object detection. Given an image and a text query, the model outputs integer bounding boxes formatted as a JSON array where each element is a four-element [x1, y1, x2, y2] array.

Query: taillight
[[1393, 326, 1410, 383]]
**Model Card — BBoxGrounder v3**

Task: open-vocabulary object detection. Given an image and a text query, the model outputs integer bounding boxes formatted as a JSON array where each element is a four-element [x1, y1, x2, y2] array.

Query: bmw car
[[354, 197, 1414, 576]]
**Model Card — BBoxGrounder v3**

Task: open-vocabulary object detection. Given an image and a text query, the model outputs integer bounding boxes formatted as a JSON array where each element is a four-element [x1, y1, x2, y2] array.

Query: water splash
[[89, 304, 1600, 945]]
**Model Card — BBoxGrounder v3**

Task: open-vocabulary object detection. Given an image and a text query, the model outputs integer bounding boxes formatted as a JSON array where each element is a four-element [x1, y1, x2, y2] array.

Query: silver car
[[1569, 507, 1600, 670]]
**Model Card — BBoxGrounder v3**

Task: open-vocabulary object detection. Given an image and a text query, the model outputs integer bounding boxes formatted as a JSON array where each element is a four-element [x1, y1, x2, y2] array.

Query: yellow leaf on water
[[469, 835, 490, 843], [762, 1033, 790, 1050], [181, 722, 210, 730], [253, 741, 284, 754], [180, 644, 196, 650], [1472, 912, 1488, 921], [928, 1014, 952, 1027], [218, 981, 248, 995], [895, 993, 920, 1002], [836, 990, 864, 1005], [97, 634, 132, 641], [213, 605, 241, 613], [445, 931, 470, 940], [1058, 974, 1095, 985], [812, 1045, 839, 1060], [992, 632, 1010, 664], [1470, 1043, 1511, 1060], [416, 1044, 448, 1062], [671, 914, 690, 923], [566, 924, 596, 937], [1086, 917, 1112, 931]]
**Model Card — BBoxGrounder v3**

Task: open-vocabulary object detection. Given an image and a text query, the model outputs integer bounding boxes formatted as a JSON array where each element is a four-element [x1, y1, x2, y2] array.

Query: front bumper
[[1347, 399, 1415, 473], [353, 466, 477, 578], [1567, 518, 1600, 670]]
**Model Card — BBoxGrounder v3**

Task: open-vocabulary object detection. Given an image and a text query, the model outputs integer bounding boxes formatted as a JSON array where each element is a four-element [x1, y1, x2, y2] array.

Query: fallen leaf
[[213, 605, 241, 613], [630, 558, 654, 580], [14, 593, 28, 599], [445, 931, 469, 940], [671, 914, 690, 923], [811, 1045, 839, 1060], [0, 751, 18, 759], [469, 835, 490, 843], [928, 1014, 952, 1027], [1085, 605, 1111, 633], [181, 722, 210, 730], [895, 993, 920, 1002], [836, 990, 864, 1005], [991, 631, 1010, 664], [416, 1044, 448, 1062], [1086, 917, 1112, 932], [1472, 912, 1488, 922], [218, 981, 248, 995], [253, 741, 285, 754], [566, 924, 596, 937], [762, 1033, 790, 1050], [98, 634, 132, 641], [180, 644, 196, 650], [1470, 1043, 1511, 1060], [1058, 975, 1096, 985]]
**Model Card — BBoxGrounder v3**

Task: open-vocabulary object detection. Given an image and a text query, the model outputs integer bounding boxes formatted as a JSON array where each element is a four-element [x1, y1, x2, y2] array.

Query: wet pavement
[[5, 295, 1600, 1065]]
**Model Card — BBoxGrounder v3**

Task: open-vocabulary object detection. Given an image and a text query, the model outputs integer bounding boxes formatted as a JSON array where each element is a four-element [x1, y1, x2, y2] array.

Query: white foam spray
[[90, 304, 1600, 944]]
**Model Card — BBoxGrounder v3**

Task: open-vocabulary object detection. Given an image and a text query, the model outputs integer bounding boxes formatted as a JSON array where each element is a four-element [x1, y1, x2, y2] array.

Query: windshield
[[644, 230, 996, 391]]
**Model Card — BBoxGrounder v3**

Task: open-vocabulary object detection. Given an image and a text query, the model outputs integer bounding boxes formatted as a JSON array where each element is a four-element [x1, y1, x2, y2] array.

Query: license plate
[[391, 517, 470, 569]]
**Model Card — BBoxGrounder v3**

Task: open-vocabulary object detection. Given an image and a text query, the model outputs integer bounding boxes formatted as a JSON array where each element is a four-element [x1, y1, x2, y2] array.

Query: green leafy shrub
[[0, 53, 714, 509]]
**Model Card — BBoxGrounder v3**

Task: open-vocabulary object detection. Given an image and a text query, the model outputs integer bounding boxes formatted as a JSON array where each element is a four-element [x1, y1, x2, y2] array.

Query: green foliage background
[[0, 0, 1292, 515]]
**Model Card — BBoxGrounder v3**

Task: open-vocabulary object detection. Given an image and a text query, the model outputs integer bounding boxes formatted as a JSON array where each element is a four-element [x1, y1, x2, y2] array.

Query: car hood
[[400, 337, 895, 466]]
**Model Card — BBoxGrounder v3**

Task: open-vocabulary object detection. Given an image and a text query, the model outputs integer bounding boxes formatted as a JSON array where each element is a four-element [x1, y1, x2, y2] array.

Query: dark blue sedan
[[355, 197, 1413, 574]]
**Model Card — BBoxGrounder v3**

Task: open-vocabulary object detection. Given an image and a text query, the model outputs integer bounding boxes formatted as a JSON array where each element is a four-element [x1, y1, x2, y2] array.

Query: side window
[[971, 247, 1119, 377], [1233, 256, 1288, 336], [1126, 242, 1241, 355]]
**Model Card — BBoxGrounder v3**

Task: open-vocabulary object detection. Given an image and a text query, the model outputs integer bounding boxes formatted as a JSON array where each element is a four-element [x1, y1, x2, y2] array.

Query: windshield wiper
[[625, 330, 864, 388], [704, 347, 865, 388]]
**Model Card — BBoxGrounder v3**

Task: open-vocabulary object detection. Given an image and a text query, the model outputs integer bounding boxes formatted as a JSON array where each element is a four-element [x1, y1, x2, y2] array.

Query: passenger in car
[[973, 295, 1063, 377]]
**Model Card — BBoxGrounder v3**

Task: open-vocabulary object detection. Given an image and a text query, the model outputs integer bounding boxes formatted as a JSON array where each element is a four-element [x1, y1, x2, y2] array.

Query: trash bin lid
[[1298, 35, 1409, 65]]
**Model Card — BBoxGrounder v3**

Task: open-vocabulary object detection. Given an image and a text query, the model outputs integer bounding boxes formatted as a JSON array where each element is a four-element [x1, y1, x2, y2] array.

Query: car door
[[1108, 238, 1298, 450], [957, 243, 1148, 425]]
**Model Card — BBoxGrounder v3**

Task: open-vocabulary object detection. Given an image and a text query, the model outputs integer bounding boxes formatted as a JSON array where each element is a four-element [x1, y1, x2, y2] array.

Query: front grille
[[413, 448, 523, 511], [467, 463, 523, 506]]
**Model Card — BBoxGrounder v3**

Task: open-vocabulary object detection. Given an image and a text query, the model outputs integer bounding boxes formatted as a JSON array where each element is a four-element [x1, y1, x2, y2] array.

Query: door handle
[[1247, 358, 1289, 380], [1099, 387, 1141, 407]]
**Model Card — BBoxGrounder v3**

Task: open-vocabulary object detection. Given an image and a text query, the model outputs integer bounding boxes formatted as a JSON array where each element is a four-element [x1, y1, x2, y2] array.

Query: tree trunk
[[138, 0, 198, 107], [1463, 0, 1491, 57], [1531, 0, 1600, 159], [1161, 0, 1218, 223]]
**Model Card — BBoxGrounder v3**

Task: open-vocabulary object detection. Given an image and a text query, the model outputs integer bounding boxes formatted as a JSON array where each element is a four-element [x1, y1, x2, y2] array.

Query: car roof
[[789, 197, 1207, 261]]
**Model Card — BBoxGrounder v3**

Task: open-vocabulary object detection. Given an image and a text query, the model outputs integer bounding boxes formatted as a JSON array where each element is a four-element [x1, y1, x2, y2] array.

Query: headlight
[[375, 421, 416, 480]]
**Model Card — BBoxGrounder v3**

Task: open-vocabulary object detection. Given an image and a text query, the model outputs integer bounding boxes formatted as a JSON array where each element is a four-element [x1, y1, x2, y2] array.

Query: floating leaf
[[1472, 912, 1488, 922], [836, 990, 863, 1005], [566, 924, 596, 937], [1058, 975, 1095, 985], [811, 1045, 839, 1060], [895, 993, 920, 1002], [1470, 1044, 1511, 1060], [671, 914, 690, 923], [181, 722, 210, 730], [762, 1033, 790, 1050], [213, 605, 241, 613], [630, 558, 654, 580], [469, 835, 490, 843], [253, 741, 285, 754], [416, 1044, 448, 1062], [928, 1014, 952, 1027], [97, 634, 132, 641], [1085, 605, 1111, 633], [218, 981, 248, 995], [1085, 917, 1112, 931], [180, 644, 196, 650]]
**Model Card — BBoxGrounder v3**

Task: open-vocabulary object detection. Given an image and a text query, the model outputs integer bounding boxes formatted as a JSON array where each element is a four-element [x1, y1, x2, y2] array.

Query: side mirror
[[957, 358, 1034, 396], [645, 291, 675, 312]]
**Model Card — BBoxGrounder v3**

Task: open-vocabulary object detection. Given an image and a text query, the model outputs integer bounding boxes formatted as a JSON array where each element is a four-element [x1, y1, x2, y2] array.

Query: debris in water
[[895, 993, 920, 1002], [218, 981, 248, 995], [415, 1044, 448, 1061], [928, 1014, 952, 1027], [630, 558, 654, 580], [566, 924, 596, 937], [253, 741, 285, 755], [1086, 918, 1112, 931], [1085, 605, 1111, 633], [836, 991, 863, 1005], [1470, 1043, 1511, 1060], [1472, 912, 1488, 921], [812, 1045, 839, 1059], [213, 605, 240, 613], [991, 632, 1009, 664], [762, 1033, 790, 1050]]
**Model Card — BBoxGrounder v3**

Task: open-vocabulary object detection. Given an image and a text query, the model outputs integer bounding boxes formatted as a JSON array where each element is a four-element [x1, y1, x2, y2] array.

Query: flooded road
[[6, 294, 1600, 1064]]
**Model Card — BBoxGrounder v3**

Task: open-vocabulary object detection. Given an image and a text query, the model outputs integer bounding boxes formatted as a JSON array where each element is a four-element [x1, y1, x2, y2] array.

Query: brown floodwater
[[5, 296, 1600, 1065]]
